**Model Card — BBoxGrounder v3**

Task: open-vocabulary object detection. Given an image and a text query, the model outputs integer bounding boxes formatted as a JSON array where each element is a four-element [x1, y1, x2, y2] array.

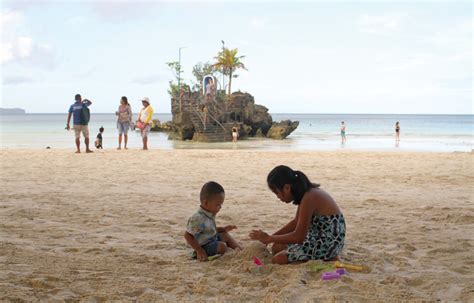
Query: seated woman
[[249, 165, 346, 264]]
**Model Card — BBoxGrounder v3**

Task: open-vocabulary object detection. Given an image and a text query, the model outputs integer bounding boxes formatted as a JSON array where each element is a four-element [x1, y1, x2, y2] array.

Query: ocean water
[[0, 113, 472, 152]]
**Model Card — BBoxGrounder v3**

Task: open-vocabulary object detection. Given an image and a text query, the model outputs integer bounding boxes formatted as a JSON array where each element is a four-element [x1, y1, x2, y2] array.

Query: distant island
[[0, 108, 26, 115]]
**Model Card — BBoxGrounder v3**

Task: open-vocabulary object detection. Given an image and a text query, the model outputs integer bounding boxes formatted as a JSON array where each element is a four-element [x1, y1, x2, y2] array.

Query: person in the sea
[[137, 97, 154, 150], [115, 96, 132, 150], [95, 126, 104, 149], [395, 121, 400, 144], [232, 125, 239, 143], [249, 165, 346, 264], [340, 121, 346, 144], [66, 94, 93, 153], [184, 181, 242, 261]]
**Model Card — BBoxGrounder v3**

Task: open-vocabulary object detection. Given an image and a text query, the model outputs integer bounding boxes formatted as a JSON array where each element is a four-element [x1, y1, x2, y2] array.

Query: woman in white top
[[137, 97, 154, 150]]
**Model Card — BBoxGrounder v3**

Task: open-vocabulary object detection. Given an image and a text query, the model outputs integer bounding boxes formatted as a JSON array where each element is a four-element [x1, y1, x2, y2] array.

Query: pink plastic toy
[[321, 272, 341, 281], [253, 256, 263, 266], [336, 268, 346, 275]]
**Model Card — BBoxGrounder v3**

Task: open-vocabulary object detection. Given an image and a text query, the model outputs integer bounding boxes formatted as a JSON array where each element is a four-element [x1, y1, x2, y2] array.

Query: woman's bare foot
[[85, 149, 93, 153]]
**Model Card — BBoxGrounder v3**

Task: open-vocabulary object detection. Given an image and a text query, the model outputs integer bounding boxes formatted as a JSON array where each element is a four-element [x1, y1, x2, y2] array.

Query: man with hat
[[137, 97, 154, 150]]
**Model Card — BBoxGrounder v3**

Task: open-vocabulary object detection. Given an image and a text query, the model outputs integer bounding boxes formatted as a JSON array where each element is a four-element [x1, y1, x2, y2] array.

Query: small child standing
[[184, 181, 242, 261], [232, 125, 239, 143], [95, 126, 104, 149]]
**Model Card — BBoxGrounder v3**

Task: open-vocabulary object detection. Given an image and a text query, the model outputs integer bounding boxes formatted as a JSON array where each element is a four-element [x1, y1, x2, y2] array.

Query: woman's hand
[[249, 229, 272, 244]]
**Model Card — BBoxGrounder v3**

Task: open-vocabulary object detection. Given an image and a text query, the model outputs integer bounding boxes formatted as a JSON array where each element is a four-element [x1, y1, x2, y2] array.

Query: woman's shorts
[[118, 122, 130, 135], [141, 124, 151, 138]]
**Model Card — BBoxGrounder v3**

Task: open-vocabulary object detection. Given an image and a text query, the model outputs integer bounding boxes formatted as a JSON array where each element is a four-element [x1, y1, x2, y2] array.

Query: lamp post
[[221, 40, 225, 95], [178, 46, 186, 112]]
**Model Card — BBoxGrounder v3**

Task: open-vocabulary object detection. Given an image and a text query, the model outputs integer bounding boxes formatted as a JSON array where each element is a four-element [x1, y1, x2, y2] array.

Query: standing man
[[66, 94, 93, 153]]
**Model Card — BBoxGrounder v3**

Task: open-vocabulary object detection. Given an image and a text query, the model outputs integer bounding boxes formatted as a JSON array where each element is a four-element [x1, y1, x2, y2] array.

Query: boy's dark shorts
[[193, 234, 221, 258]]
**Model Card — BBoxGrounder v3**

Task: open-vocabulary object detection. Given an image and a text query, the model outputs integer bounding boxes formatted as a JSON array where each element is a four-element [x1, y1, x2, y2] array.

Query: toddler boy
[[184, 181, 241, 261]]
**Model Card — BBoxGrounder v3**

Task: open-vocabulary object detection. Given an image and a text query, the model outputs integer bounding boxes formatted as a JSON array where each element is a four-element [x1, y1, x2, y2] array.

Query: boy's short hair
[[99, 126, 104, 132], [200, 181, 224, 202]]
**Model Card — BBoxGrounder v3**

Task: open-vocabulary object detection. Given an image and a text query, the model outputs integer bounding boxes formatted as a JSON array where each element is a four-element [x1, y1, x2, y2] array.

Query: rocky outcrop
[[151, 120, 173, 132], [162, 91, 298, 141], [266, 120, 300, 140]]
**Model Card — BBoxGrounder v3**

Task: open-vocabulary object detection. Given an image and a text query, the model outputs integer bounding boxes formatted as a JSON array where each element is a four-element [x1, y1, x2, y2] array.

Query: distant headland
[[0, 108, 26, 115]]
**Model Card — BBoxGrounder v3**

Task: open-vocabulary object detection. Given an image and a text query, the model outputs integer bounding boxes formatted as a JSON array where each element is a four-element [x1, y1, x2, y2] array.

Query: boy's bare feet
[[117, 147, 121, 150], [86, 149, 93, 153], [75, 151, 81, 154]]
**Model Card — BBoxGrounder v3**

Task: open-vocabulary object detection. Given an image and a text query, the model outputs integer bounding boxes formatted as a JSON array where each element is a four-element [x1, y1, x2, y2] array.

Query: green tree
[[166, 61, 181, 97], [166, 61, 191, 97], [213, 48, 247, 95]]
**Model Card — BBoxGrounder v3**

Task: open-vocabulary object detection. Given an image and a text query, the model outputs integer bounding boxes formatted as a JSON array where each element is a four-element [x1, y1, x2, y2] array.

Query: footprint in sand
[[363, 198, 379, 205], [123, 288, 146, 297], [405, 276, 425, 287], [63, 247, 79, 253], [85, 248, 102, 254], [27, 278, 54, 289], [333, 285, 353, 293]]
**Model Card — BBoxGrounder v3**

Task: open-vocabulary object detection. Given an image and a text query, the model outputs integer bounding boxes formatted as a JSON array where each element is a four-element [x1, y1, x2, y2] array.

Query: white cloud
[[0, 9, 22, 29], [0, 9, 55, 67], [250, 18, 266, 30], [0, 43, 14, 63], [448, 51, 471, 62], [358, 14, 404, 34], [3, 75, 36, 85], [384, 55, 433, 72], [17, 36, 32, 57], [91, 1, 160, 23]]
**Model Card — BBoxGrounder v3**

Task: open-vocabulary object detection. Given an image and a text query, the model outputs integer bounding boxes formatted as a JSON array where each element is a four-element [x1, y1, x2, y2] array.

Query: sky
[[0, 0, 472, 114]]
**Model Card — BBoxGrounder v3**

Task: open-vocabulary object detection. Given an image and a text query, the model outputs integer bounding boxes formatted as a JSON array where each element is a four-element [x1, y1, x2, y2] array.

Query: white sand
[[1, 149, 473, 301]]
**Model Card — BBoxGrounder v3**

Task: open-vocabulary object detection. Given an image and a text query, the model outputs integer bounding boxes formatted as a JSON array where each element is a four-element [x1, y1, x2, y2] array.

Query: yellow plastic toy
[[334, 261, 366, 272]]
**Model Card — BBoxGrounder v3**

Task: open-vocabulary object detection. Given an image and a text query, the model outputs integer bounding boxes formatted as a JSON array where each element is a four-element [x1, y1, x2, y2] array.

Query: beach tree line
[[166, 46, 247, 97]]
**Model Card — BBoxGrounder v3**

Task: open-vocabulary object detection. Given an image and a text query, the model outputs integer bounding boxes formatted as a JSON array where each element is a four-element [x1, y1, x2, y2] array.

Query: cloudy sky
[[1, 0, 472, 114]]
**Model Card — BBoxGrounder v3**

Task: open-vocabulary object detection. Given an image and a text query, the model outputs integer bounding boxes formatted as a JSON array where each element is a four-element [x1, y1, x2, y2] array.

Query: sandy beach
[[0, 149, 473, 302]]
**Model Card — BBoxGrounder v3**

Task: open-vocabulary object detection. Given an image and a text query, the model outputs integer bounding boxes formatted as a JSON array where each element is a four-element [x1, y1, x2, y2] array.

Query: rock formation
[[158, 91, 298, 142]]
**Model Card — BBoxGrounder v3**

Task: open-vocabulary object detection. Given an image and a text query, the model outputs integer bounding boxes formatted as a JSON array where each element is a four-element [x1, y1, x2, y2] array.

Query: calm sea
[[0, 113, 472, 152]]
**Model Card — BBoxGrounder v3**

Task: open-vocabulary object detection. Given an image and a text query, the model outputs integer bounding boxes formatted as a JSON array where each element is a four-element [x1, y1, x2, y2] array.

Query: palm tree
[[213, 48, 247, 95]]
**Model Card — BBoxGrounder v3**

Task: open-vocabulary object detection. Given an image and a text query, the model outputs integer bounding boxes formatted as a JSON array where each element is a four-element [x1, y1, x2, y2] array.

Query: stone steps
[[175, 98, 233, 142]]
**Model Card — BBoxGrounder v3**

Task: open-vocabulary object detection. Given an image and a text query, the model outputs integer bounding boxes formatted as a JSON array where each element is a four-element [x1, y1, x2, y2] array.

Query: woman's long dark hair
[[267, 165, 319, 205], [121, 96, 129, 106]]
